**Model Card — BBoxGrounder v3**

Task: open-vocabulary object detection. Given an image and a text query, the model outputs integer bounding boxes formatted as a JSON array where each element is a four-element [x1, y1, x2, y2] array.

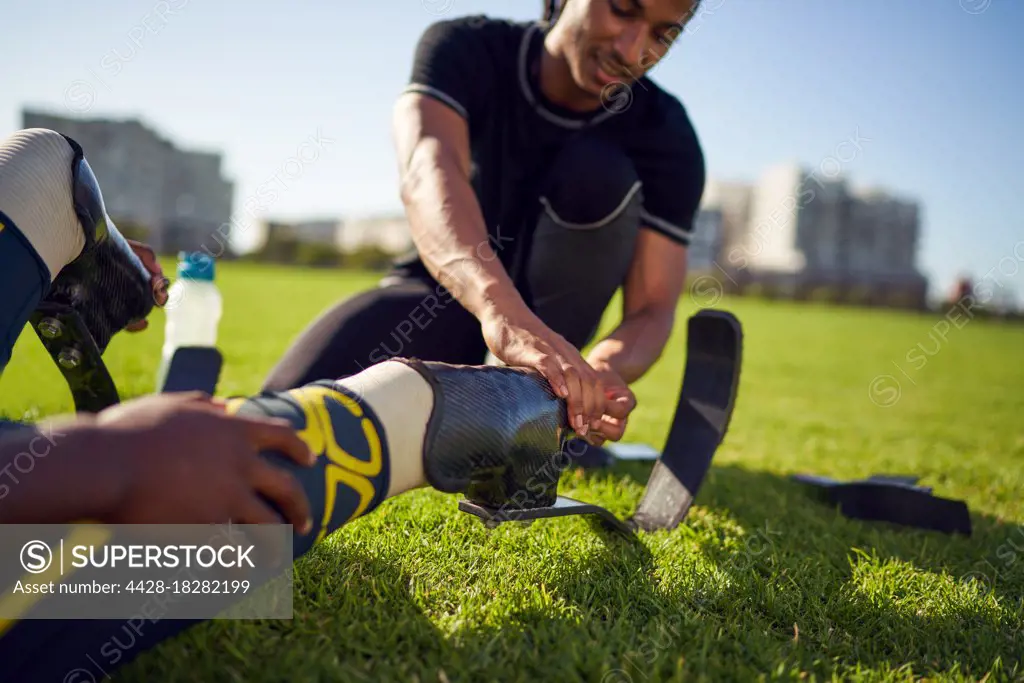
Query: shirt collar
[[517, 22, 619, 130]]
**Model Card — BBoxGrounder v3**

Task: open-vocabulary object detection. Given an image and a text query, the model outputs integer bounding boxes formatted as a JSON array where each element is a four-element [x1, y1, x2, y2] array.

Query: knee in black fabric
[[538, 135, 642, 230], [525, 137, 643, 348]]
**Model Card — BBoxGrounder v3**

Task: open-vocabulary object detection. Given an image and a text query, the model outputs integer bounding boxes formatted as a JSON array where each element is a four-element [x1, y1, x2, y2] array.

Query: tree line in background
[[236, 234, 395, 271], [119, 220, 1020, 323], [704, 272, 1021, 322], [117, 220, 397, 271]]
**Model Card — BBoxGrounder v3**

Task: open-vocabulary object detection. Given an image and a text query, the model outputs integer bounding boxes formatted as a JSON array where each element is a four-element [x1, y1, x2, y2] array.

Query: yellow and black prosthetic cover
[[226, 380, 390, 558]]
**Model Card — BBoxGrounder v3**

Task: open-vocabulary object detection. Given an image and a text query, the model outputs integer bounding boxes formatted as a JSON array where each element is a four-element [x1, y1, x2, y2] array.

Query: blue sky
[[3, 0, 1021, 300]]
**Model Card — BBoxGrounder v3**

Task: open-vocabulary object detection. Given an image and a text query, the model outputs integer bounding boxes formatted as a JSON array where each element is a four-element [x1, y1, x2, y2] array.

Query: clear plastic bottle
[[155, 252, 223, 390]]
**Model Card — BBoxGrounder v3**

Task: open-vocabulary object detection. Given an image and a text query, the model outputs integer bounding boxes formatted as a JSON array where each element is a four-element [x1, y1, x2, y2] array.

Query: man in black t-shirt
[[265, 0, 706, 451]]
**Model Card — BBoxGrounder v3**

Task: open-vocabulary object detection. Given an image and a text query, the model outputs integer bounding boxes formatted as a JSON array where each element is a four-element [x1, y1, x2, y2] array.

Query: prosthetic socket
[[397, 359, 572, 509]]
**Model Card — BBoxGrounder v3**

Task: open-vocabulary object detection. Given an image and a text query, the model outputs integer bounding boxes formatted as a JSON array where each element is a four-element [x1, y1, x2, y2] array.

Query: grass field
[[2, 261, 1023, 682]]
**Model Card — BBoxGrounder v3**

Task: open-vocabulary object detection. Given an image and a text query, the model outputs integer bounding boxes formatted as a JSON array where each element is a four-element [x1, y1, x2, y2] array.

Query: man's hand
[[584, 360, 638, 446], [480, 307, 606, 438], [124, 239, 169, 332], [96, 392, 315, 532]]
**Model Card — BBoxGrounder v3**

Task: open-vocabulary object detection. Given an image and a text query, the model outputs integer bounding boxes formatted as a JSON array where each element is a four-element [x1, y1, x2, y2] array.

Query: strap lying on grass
[[791, 473, 972, 536]]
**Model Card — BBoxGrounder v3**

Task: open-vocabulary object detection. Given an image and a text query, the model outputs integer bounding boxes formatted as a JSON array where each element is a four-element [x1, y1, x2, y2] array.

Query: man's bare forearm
[[586, 307, 676, 384], [399, 139, 527, 321], [393, 95, 528, 323], [0, 417, 123, 524]]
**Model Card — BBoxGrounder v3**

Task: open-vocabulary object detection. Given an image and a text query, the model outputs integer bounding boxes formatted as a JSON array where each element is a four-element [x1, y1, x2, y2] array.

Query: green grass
[[2, 261, 1023, 682]]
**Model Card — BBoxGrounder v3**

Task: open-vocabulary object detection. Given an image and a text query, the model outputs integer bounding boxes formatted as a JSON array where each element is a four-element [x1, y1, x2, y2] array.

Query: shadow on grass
[[116, 463, 1023, 682], [612, 460, 1024, 679]]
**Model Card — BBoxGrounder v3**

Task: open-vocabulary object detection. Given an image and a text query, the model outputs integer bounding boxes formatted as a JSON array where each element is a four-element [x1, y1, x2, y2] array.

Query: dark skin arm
[[0, 417, 119, 524], [391, 93, 606, 437], [391, 93, 512, 325], [0, 393, 315, 528], [584, 229, 689, 444]]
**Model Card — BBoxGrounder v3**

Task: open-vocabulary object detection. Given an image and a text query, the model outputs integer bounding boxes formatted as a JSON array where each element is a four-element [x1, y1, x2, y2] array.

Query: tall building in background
[[700, 162, 928, 308], [21, 108, 234, 254], [701, 179, 753, 263]]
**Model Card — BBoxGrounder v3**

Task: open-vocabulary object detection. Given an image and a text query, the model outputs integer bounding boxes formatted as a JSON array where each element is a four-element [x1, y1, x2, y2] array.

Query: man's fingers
[[153, 276, 169, 307], [560, 363, 587, 436], [241, 417, 316, 466], [250, 461, 313, 534], [127, 239, 169, 306], [232, 493, 287, 526], [594, 415, 627, 442], [581, 368, 605, 431], [128, 239, 160, 272], [125, 319, 148, 332], [555, 343, 602, 430], [533, 354, 568, 400], [603, 393, 635, 421]]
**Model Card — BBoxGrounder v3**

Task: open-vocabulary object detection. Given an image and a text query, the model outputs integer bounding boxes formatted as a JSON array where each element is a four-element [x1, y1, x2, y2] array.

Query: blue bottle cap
[[177, 251, 215, 281]]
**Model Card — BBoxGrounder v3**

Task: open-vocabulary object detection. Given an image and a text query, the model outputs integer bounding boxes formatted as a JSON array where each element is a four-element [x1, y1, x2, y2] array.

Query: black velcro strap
[[792, 474, 972, 536]]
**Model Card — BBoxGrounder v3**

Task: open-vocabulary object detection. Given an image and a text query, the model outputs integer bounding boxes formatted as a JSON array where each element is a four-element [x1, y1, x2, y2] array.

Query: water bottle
[[155, 252, 222, 390]]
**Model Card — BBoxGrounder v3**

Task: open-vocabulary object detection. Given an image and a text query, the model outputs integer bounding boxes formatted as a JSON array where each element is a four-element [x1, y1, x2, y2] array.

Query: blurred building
[[338, 214, 413, 254], [702, 163, 928, 308], [21, 108, 233, 254], [686, 208, 723, 272], [261, 219, 343, 248], [701, 179, 753, 261]]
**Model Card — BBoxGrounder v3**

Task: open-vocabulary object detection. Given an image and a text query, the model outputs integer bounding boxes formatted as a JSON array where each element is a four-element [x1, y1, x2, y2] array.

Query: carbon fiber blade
[[629, 309, 743, 532], [30, 304, 119, 413]]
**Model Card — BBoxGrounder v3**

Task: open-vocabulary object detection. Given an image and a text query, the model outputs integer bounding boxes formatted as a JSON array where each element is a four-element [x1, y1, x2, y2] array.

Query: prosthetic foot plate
[[458, 496, 635, 536]]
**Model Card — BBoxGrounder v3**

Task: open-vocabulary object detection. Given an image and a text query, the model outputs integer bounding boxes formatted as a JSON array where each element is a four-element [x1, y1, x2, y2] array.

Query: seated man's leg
[[0, 221, 48, 377], [0, 129, 87, 375], [0, 359, 569, 680], [522, 134, 642, 349], [263, 278, 488, 392]]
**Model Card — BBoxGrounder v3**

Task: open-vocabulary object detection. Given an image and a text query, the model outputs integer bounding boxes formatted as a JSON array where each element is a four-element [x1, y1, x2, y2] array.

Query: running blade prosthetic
[[30, 135, 156, 412]]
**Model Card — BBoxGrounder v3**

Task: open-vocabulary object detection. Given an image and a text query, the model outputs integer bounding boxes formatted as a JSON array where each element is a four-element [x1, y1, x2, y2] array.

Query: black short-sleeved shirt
[[392, 15, 706, 280]]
